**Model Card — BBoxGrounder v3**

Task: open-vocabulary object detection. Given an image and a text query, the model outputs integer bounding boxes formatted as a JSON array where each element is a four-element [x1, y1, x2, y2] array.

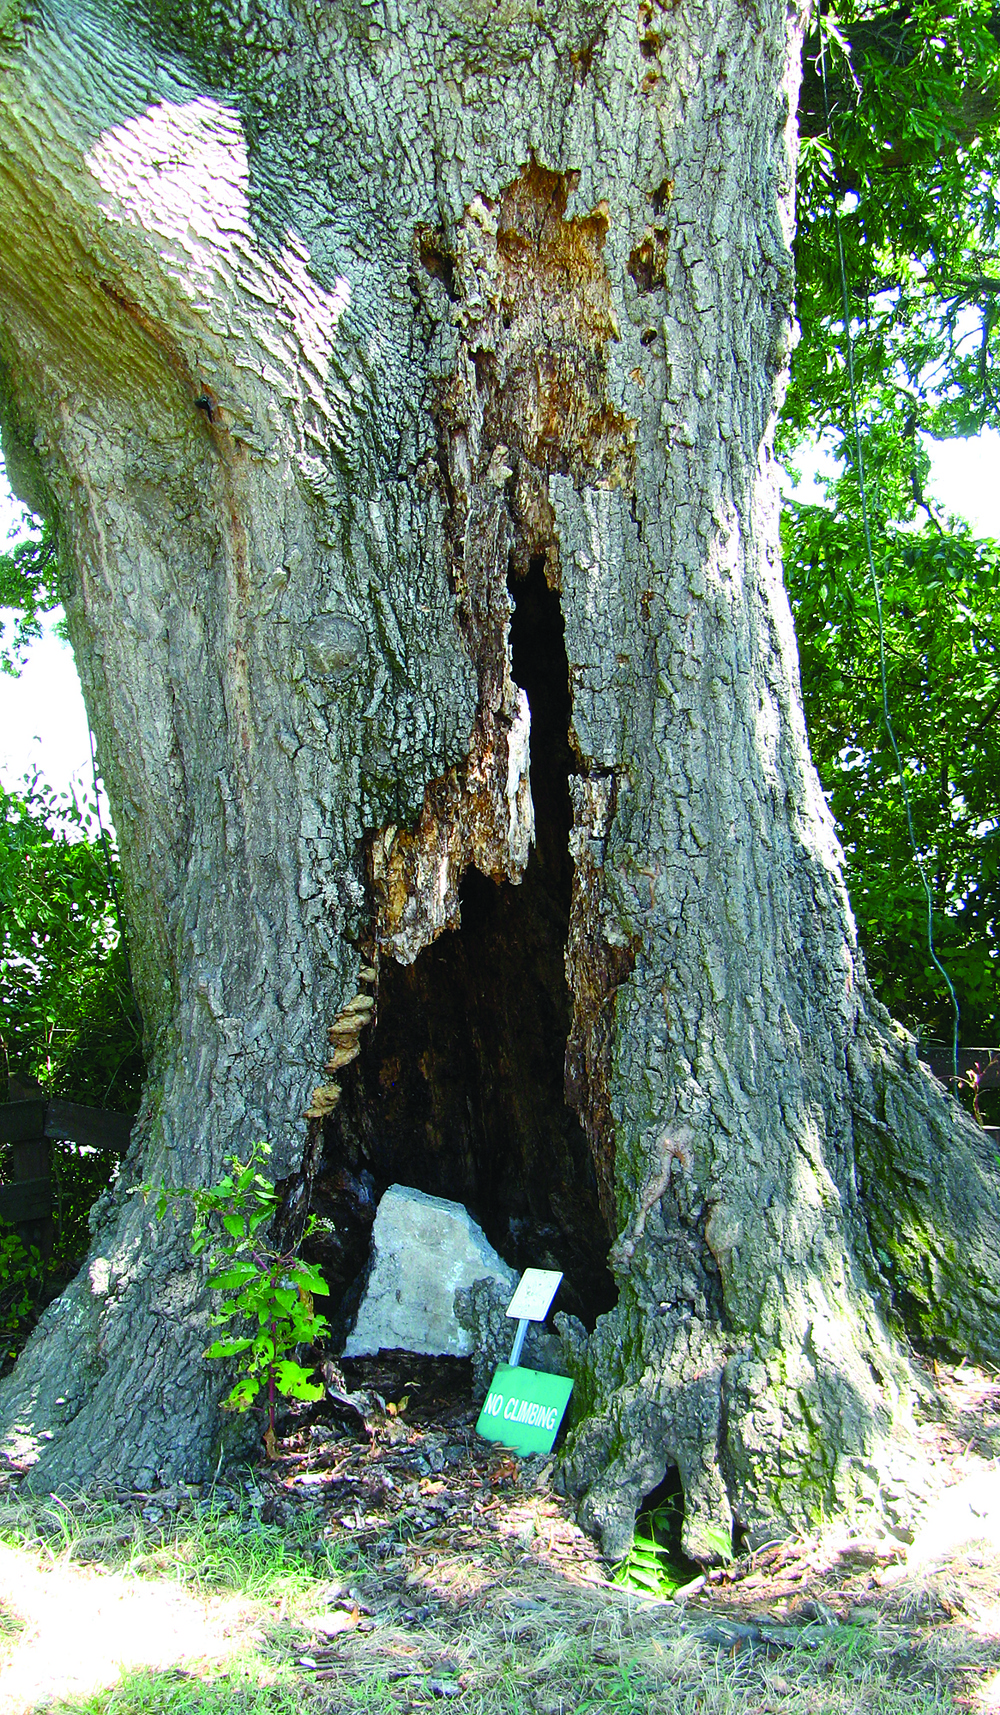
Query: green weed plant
[[151, 1147, 329, 1455], [612, 1501, 691, 1600]]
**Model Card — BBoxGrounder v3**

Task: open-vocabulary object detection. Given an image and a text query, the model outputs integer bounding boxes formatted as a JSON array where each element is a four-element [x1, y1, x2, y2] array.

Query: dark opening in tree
[[309, 555, 615, 1327]]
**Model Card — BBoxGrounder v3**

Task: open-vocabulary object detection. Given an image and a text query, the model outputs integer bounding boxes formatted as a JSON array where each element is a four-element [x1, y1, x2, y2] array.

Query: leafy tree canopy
[[782, 0, 1000, 1051], [0, 774, 140, 1107], [0, 776, 143, 1270], [0, 510, 58, 675]]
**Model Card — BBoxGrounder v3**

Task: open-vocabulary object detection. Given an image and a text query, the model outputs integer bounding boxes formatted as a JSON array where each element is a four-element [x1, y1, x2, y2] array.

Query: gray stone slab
[[342, 1184, 516, 1358]]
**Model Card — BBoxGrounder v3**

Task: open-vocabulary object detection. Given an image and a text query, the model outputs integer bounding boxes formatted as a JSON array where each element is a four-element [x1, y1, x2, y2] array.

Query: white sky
[[2, 429, 1000, 814], [783, 428, 1000, 536], [0, 488, 103, 814]]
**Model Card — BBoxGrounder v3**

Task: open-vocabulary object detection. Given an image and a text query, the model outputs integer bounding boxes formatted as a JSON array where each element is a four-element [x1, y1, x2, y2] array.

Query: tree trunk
[[1, 0, 998, 1546]]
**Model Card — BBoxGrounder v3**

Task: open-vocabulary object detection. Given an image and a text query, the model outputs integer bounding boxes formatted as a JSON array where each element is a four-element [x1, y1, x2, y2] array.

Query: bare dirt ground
[[0, 1355, 998, 1714]]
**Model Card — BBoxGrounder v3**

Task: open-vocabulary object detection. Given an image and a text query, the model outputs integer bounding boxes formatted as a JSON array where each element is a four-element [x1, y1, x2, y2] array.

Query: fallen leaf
[[315, 1607, 360, 1637]]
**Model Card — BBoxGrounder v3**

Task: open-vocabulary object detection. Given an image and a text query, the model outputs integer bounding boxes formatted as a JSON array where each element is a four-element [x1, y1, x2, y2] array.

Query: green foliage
[[0, 509, 59, 674], [612, 1501, 690, 1598], [783, 501, 1000, 1042], [0, 773, 142, 1111], [790, 0, 1000, 458], [0, 1226, 42, 1362], [0, 774, 143, 1293], [782, 0, 1000, 1049], [152, 1146, 329, 1454]]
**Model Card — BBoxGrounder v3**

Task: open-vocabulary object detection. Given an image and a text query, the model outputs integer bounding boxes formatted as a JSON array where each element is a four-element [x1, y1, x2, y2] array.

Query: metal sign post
[[506, 1268, 562, 1366], [475, 1267, 572, 1457], [509, 1318, 530, 1368]]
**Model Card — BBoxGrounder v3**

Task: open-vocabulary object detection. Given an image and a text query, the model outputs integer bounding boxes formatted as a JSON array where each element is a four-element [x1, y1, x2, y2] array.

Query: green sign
[[475, 1363, 574, 1456]]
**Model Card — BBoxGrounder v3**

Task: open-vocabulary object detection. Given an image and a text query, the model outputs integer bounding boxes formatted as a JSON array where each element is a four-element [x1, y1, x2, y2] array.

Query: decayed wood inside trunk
[[308, 556, 617, 1328]]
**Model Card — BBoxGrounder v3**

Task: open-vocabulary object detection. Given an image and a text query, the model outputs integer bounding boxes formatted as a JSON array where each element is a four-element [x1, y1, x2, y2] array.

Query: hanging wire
[[816, 12, 961, 1090]]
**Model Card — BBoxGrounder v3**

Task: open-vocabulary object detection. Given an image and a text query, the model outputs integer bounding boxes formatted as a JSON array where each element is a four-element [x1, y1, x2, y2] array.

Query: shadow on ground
[[0, 1356, 998, 1715]]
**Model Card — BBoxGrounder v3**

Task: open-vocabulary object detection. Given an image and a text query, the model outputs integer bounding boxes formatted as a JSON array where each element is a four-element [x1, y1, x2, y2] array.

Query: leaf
[[616, 1563, 664, 1594], [205, 1335, 254, 1359], [212, 1298, 247, 1320], [275, 1359, 325, 1401], [226, 1377, 261, 1411], [294, 1263, 330, 1297], [702, 1524, 735, 1564], [208, 1263, 259, 1290]]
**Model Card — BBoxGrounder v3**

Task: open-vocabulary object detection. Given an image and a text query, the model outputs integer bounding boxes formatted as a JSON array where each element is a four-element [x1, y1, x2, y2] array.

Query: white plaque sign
[[505, 1268, 563, 1323]]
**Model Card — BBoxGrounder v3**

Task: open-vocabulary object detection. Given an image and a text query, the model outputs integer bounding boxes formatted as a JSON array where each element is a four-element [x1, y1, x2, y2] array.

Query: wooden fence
[[0, 1099, 133, 1232]]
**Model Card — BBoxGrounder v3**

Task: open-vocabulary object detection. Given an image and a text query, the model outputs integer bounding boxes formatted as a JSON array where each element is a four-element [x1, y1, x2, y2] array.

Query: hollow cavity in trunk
[[312, 556, 616, 1327]]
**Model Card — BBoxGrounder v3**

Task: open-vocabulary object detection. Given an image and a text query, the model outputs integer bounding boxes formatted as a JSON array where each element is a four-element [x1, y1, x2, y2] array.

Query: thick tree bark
[[0, 0, 997, 1547]]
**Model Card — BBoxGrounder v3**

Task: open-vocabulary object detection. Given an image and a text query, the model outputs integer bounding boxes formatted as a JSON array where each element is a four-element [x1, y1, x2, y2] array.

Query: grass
[[0, 1483, 341, 1603], [38, 1669, 304, 1715], [0, 1476, 996, 1715], [15, 1605, 996, 1715]]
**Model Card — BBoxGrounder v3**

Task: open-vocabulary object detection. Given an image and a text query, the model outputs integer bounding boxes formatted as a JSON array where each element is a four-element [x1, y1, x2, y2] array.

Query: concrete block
[[342, 1183, 516, 1358]]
